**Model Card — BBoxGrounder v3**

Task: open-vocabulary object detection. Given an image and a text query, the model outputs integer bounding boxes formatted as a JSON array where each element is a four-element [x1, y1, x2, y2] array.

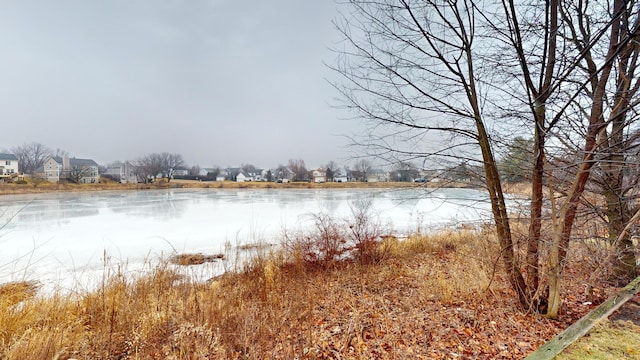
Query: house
[[43, 156, 100, 183], [366, 169, 389, 183], [172, 166, 189, 177], [236, 171, 248, 182], [225, 167, 242, 181], [214, 168, 228, 181], [197, 168, 222, 180], [274, 167, 295, 182], [0, 153, 19, 179], [251, 169, 268, 182], [312, 168, 326, 183], [199, 168, 215, 177], [105, 162, 138, 183], [334, 174, 348, 183]]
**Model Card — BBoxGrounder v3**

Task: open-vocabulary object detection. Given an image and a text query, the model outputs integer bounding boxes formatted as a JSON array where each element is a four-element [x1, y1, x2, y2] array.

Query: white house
[[334, 174, 348, 183], [43, 156, 100, 183], [236, 171, 248, 182], [366, 169, 389, 183], [105, 162, 138, 183], [199, 168, 215, 177], [0, 153, 19, 179], [252, 169, 268, 182], [172, 166, 189, 177], [312, 168, 326, 183]]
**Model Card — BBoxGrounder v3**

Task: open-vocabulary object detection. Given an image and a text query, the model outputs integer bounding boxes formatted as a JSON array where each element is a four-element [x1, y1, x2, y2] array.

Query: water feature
[[0, 187, 496, 292]]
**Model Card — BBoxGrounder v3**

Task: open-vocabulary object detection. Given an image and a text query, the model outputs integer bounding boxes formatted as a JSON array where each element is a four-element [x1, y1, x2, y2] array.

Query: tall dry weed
[[282, 198, 390, 267], [402, 228, 501, 303], [1, 212, 509, 358]]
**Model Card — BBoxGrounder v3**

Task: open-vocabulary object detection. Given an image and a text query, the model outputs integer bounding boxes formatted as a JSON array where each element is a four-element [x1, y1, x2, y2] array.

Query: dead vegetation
[[556, 318, 640, 359], [0, 222, 613, 359], [0, 178, 448, 196], [169, 253, 224, 266], [0, 183, 633, 358]]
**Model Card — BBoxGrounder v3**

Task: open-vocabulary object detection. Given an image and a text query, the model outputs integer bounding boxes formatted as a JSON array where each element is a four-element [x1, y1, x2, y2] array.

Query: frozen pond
[[0, 187, 495, 292]]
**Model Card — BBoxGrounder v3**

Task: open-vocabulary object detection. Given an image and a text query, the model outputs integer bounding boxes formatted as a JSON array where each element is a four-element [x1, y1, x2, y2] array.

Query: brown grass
[[169, 253, 225, 266], [556, 319, 640, 359], [0, 228, 595, 359], [0, 179, 454, 196]]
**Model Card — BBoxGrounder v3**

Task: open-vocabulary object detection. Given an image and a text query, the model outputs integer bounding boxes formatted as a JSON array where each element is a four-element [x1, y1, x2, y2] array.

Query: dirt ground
[[610, 295, 640, 325]]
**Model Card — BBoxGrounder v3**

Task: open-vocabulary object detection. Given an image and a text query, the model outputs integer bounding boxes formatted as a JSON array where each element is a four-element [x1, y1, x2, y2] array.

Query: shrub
[[282, 198, 391, 267], [346, 198, 388, 264], [282, 212, 346, 266]]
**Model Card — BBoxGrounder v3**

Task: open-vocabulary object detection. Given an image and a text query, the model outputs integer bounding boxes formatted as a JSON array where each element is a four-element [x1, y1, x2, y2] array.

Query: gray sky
[[0, 1, 356, 169]]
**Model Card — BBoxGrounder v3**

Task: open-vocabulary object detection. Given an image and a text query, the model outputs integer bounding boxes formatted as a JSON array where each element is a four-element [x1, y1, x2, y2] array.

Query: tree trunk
[[600, 37, 640, 283], [603, 177, 637, 283], [476, 116, 528, 307], [527, 101, 546, 308], [547, 0, 625, 318]]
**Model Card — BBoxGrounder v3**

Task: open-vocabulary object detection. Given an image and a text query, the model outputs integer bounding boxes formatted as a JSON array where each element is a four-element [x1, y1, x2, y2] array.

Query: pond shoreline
[[1, 187, 495, 294], [0, 178, 480, 196]]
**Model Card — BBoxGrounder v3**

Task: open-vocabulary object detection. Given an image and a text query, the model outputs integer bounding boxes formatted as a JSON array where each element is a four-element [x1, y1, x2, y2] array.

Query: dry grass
[[0, 228, 579, 359], [556, 320, 640, 359], [1, 180, 626, 358], [0, 179, 453, 196]]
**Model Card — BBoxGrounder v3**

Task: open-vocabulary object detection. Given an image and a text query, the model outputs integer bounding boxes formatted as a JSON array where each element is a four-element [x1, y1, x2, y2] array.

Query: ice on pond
[[0, 187, 495, 293]]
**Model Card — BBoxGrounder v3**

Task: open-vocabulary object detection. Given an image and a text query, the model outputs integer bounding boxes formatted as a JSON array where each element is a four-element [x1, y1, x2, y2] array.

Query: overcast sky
[[0, 1, 358, 168]]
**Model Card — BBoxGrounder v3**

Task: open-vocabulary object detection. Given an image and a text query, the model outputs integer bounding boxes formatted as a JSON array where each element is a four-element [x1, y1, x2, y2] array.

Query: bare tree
[[556, 0, 640, 284], [135, 153, 164, 183], [532, 0, 640, 317], [352, 159, 372, 182], [53, 148, 69, 158], [275, 164, 290, 181], [67, 165, 93, 184], [11, 142, 52, 174], [207, 166, 222, 179], [288, 159, 308, 181], [325, 160, 339, 182], [190, 165, 201, 176], [332, 0, 527, 306], [391, 162, 419, 182], [332, 0, 640, 317], [241, 163, 258, 176], [159, 152, 185, 182]]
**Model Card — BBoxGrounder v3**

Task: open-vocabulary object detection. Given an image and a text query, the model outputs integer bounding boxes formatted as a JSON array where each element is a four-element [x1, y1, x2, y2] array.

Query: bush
[[283, 213, 345, 266], [282, 198, 390, 267], [347, 198, 388, 264]]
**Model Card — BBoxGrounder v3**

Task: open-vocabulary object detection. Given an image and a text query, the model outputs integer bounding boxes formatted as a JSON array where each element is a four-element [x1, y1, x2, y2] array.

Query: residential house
[[312, 168, 326, 183], [105, 162, 138, 183], [236, 171, 248, 182], [43, 156, 100, 183], [275, 167, 295, 182], [251, 169, 268, 182], [172, 166, 189, 177], [366, 169, 389, 183], [0, 153, 19, 179], [199, 168, 215, 177], [225, 167, 242, 181], [334, 174, 348, 183]]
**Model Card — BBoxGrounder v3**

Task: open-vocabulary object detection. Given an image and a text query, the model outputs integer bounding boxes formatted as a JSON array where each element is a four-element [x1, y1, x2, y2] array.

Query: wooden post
[[525, 276, 640, 359]]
